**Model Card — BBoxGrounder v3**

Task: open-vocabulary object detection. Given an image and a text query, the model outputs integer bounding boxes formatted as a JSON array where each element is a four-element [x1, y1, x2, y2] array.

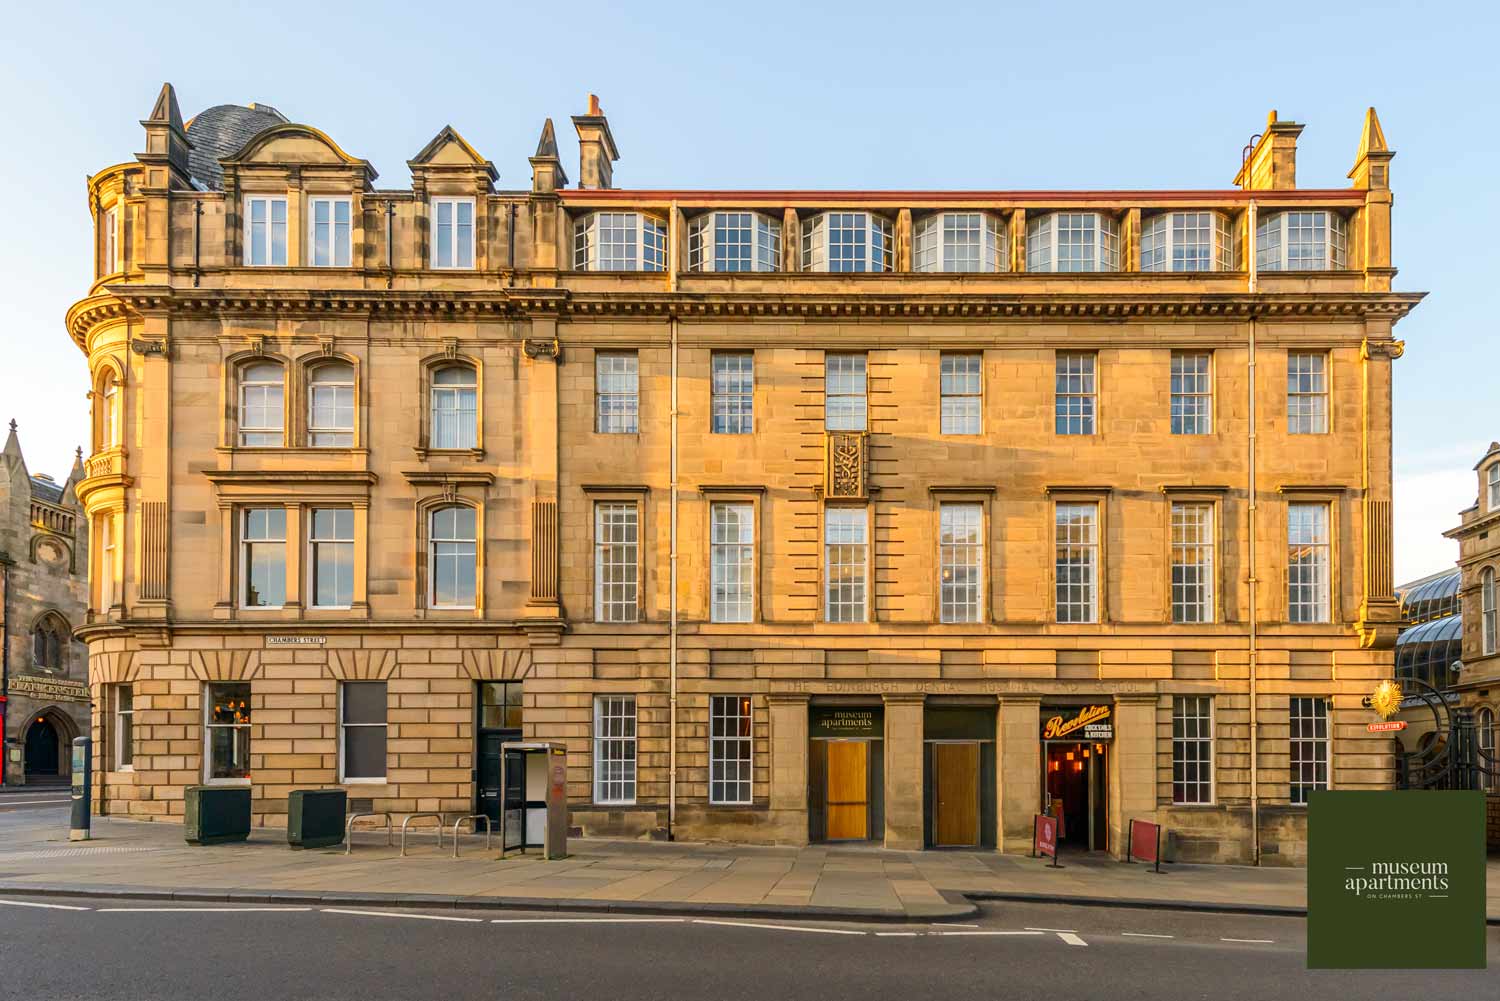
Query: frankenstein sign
[[809, 706, 883, 739], [10, 675, 90, 704], [1040, 703, 1114, 741]]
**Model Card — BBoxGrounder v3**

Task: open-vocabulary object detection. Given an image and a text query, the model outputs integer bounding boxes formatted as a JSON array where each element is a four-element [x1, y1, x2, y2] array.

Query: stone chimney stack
[[571, 94, 619, 190], [1233, 110, 1304, 191]]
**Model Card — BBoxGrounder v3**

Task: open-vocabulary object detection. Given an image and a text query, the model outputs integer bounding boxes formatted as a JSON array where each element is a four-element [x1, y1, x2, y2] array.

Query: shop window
[[204, 682, 251, 783], [710, 695, 753, 805], [114, 684, 134, 771]]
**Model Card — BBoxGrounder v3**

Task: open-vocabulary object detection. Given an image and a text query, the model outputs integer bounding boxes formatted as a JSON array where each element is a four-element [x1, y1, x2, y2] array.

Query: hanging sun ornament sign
[[1368, 680, 1404, 721]]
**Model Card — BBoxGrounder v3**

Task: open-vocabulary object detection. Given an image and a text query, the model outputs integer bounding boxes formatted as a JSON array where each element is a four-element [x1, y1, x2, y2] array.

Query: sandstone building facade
[[69, 86, 1421, 863], [1, 424, 90, 786]]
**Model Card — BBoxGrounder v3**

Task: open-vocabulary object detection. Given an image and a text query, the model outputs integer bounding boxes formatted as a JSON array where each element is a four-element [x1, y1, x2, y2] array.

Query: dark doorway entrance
[[1044, 742, 1108, 852], [476, 682, 523, 826], [25, 717, 60, 778]]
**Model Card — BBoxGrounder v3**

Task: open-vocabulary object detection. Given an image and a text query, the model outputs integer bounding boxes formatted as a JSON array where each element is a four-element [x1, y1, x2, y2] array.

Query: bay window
[[1256, 210, 1347, 271], [1140, 211, 1235, 272], [913, 212, 1007, 272], [688, 211, 781, 272], [574, 212, 667, 271], [1026, 212, 1119, 272], [801, 212, 894, 272]]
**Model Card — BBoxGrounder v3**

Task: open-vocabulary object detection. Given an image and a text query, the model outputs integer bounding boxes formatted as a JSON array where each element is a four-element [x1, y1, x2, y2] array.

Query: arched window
[[430, 365, 477, 450], [1482, 567, 1497, 656], [429, 505, 477, 608], [96, 369, 120, 451], [1478, 707, 1496, 792], [31, 615, 69, 673], [238, 361, 285, 446], [307, 361, 354, 447]]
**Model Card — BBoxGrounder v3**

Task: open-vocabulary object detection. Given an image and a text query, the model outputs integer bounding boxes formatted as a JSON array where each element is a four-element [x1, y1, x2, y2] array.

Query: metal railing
[[344, 812, 393, 855], [450, 814, 492, 858], [399, 813, 446, 857]]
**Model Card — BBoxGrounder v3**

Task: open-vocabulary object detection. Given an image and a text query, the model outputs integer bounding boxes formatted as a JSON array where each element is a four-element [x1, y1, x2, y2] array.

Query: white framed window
[[429, 505, 477, 609], [1478, 707, 1496, 793], [430, 364, 477, 450], [710, 695, 753, 805], [939, 503, 984, 624], [825, 354, 867, 431], [241, 507, 286, 609], [710, 502, 754, 623], [825, 507, 868, 623], [97, 370, 120, 450], [940, 354, 982, 435], [309, 508, 354, 609], [98, 515, 115, 610], [596, 352, 639, 434], [1055, 502, 1099, 624], [688, 211, 781, 272], [1287, 352, 1329, 434], [1140, 211, 1234, 272], [1171, 502, 1215, 624], [1172, 695, 1213, 804], [243, 195, 288, 266], [102, 207, 119, 276], [1488, 464, 1500, 511], [1287, 502, 1331, 624], [801, 212, 894, 272], [711, 352, 754, 434], [430, 197, 475, 269], [1289, 696, 1329, 805], [574, 212, 667, 271], [114, 684, 134, 771], [339, 681, 387, 782], [204, 681, 251, 784], [1055, 352, 1096, 435], [1483, 567, 1497, 656], [1256, 210, 1347, 271], [238, 361, 285, 446], [1026, 212, 1119, 272], [595, 502, 640, 623], [308, 196, 353, 267], [593, 695, 637, 804], [913, 212, 1007, 272], [1170, 352, 1212, 435], [308, 362, 354, 447]]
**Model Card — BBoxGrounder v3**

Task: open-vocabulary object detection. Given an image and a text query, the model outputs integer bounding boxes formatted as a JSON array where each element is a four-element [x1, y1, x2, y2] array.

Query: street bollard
[[69, 736, 91, 841]]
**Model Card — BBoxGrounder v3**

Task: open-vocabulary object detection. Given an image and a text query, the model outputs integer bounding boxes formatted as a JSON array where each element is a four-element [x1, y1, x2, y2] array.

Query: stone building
[[68, 85, 1421, 863], [1444, 442, 1500, 841], [1, 422, 90, 786]]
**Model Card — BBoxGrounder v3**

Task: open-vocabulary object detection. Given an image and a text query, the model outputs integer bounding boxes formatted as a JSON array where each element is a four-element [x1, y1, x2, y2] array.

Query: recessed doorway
[[1044, 741, 1109, 852]]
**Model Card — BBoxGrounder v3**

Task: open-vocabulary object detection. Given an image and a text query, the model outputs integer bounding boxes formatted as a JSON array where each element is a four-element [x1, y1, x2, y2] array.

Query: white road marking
[[1122, 932, 1174, 939], [1056, 932, 1088, 947], [489, 917, 684, 924], [693, 918, 866, 936], [1221, 937, 1274, 944], [97, 907, 312, 913], [322, 908, 482, 923], [875, 931, 920, 937], [939, 930, 1045, 937], [939, 922, 980, 928], [0, 898, 91, 911], [1025, 926, 1077, 933]]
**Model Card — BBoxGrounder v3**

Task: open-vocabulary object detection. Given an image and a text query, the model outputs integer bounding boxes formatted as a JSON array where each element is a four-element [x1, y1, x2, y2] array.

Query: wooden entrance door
[[933, 742, 980, 847], [825, 740, 869, 840]]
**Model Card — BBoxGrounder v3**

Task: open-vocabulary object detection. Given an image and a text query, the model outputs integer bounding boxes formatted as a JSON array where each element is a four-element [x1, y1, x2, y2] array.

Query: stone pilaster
[[997, 695, 1040, 853], [882, 693, 925, 850], [767, 694, 810, 844], [1111, 694, 1158, 859]]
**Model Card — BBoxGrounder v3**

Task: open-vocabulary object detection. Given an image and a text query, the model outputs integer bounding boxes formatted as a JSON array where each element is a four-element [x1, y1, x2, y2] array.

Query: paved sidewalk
[[1, 810, 1495, 921]]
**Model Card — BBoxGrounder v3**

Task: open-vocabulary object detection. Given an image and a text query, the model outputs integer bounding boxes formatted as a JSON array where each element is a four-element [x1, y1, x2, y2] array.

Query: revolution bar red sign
[[1366, 720, 1407, 732]]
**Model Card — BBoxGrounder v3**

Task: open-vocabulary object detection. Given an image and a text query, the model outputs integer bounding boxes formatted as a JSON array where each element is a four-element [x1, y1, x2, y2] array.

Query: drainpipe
[[1, 555, 10, 787], [1247, 200, 1261, 866], [192, 200, 202, 288], [668, 202, 680, 839], [385, 200, 396, 289]]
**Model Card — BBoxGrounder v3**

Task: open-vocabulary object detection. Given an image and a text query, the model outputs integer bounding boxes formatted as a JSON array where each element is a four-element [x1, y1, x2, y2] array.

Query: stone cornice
[[67, 284, 1427, 350]]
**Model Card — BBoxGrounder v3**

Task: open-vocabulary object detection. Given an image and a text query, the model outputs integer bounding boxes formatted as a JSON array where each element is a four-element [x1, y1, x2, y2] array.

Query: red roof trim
[[560, 188, 1366, 204]]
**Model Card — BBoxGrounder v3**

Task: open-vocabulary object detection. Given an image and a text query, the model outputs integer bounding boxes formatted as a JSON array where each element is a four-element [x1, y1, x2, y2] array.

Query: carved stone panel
[[824, 432, 868, 500]]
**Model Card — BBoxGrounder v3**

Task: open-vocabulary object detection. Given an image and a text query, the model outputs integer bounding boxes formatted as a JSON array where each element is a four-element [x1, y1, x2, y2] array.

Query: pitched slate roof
[[29, 476, 64, 504], [185, 103, 288, 190]]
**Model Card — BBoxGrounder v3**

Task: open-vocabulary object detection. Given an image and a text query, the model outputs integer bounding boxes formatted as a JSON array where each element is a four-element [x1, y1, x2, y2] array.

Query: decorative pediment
[[409, 125, 498, 189], [220, 123, 377, 186]]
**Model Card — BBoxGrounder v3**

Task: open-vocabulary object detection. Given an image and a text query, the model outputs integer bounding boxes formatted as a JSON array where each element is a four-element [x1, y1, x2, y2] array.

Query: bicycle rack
[[450, 814, 492, 858], [399, 813, 446, 857], [344, 812, 393, 856]]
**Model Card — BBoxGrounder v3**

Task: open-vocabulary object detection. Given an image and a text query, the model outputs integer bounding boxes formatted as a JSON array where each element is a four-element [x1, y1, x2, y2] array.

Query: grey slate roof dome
[[185, 102, 288, 190]]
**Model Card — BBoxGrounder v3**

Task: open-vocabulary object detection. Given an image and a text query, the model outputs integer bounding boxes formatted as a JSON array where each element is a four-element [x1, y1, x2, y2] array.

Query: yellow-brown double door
[[932, 742, 981, 847], [825, 740, 869, 841]]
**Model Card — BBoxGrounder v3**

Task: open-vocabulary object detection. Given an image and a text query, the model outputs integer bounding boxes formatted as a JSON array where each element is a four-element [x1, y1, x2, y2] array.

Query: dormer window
[[687, 212, 781, 272], [243, 195, 288, 266], [801, 212, 894, 273], [1488, 463, 1500, 511], [913, 212, 1008, 272], [1026, 212, 1120, 272], [573, 212, 667, 272], [431, 197, 475, 269], [309, 196, 352, 267], [1255, 210, 1347, 271], [1140, 211, 1235, 272]]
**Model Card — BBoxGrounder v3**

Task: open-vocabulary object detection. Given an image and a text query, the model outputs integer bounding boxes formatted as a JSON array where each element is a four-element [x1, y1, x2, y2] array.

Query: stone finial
[[138, 81, 194, 188], [530, 119, 569, 193], [1349, 107, 1394, 190], [572, 95, 619, 190], [147, 82, 185, 132]]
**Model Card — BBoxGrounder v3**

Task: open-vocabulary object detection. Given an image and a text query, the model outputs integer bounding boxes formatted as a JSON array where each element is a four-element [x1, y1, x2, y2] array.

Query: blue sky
[[1, 0, 1495, 581]]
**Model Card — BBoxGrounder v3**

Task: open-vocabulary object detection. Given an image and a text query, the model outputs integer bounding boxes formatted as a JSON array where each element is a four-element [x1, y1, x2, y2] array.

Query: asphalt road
[[0, 894, 1493, 1001]]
